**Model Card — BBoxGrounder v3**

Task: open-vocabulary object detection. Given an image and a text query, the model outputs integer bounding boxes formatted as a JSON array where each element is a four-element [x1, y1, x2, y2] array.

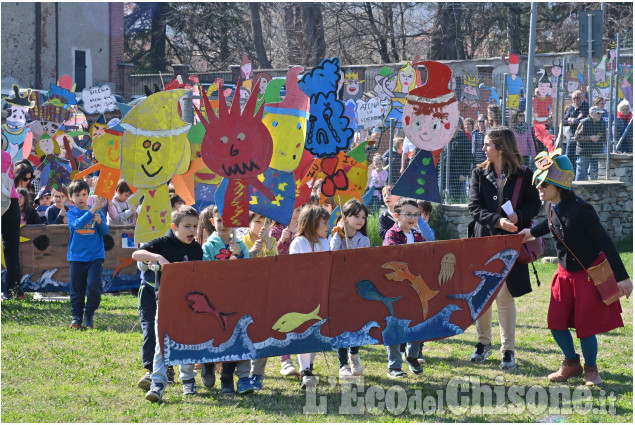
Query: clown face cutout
[[402, 61, 459, 151]]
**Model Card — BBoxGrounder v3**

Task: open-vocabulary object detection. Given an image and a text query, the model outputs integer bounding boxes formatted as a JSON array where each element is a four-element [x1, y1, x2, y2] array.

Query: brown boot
[[584, 365, 602, 386], [548, 354, 583, 382]]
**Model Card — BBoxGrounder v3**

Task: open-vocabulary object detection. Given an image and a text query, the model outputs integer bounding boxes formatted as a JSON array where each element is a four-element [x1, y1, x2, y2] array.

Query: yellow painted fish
[[272, 304, 322, 333]]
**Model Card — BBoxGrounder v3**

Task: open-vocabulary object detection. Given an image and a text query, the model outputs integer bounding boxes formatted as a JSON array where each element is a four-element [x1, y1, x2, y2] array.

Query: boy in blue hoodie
[[67, 180, 109, 330]]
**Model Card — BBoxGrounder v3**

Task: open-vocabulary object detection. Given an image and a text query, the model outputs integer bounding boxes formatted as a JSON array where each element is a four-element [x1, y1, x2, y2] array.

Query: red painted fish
[[186, 291, 235, 331]]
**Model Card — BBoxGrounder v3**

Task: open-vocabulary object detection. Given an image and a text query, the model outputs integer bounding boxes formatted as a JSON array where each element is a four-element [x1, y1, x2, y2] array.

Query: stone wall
[[437, 154, 633, 243]]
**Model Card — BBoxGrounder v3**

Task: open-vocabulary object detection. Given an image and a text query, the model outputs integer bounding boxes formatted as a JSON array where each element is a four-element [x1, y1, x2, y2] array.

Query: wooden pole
[[338, 195, 350, 249]]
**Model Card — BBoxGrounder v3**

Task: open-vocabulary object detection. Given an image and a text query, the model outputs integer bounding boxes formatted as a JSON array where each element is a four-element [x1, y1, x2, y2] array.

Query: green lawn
[[2, 240, 632, 422]]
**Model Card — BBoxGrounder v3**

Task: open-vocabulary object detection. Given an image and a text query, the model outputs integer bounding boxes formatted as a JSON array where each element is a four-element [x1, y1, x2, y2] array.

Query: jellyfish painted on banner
[[392, 61, 460, 203], [194, 78, 276, 227]]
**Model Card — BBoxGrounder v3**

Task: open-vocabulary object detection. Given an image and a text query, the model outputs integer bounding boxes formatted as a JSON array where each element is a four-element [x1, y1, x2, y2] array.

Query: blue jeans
[[387, 343, 421, 370], [575, 155, 598, 181], [338, 346, 359, 367], [150, 306, 196, 386], [69, 259, 103, 322], [138, 282, 157, 370]]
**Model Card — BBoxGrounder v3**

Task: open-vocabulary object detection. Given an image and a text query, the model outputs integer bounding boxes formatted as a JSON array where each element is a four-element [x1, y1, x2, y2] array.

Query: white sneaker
[[280, 358, 299, 376], [350, 353, 363, 376], [300, 369, 317, 389], [339, 365, 353, 378]]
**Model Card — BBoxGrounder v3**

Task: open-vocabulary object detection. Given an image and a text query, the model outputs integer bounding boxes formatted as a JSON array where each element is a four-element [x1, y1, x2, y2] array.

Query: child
[[377, 185, 401, 241], [46, 185, 69, 224], [196, 205, 216, 244], [132, 205, 203, 402], [108, 180, 137, 226], [170, 193, 185, 211], [383, 198, 425, 378], [66, 180, 108, 329], [289, 205, 331, 389], [322, 196, 336, 214], [240, 212, 278, 391], [269, 206, 302, 377], [416, 200, 436, 242], [202, 206, 252, 395], [17, 188, 44, 224], [329, 199, 370, 378], [34, 188, 52, 219], [367, 154, 387, 213]]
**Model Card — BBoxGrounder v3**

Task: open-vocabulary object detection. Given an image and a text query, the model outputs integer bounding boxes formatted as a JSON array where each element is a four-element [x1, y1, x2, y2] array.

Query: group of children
[[110, 179, 437, 402]]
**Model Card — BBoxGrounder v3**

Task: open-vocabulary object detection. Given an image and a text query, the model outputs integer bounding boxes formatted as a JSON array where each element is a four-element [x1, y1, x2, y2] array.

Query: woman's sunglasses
[[536, 181, 550, 189]]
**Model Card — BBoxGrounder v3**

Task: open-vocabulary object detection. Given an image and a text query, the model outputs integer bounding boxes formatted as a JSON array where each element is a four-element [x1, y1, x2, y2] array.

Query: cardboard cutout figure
[[503, 54, 525, 109], [383, 63, 420, 128], [533, 69, 553, 126], [35, 134, 72, 190], [550, 59, 563, 99], [250, 67, 310, 225], [344, 99, 358, 132], [343, 71, 364, 101], [565, 70, 585, 99], [157, 235, 522, 364], [373, 66, 397, 102], [394, 61, 459, 203], [2, 85, 35, 162], [195, 79, 275, 227], [120, 89, 191, 243], [459, 71, 480, 121], [73, 128, 125, 199], [298, 57, 354, 159]]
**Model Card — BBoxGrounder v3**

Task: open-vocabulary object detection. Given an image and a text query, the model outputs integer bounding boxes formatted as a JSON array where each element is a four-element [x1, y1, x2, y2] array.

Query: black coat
[[531, 197, 629, 282], [468, 165, 541, 297]]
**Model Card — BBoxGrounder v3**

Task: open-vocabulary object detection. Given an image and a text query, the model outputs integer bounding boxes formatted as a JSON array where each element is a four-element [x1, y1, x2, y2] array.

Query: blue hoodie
[[66, 207, 109, 262]]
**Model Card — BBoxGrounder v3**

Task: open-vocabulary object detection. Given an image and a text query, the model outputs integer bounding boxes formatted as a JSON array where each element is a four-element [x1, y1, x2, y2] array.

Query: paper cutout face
[[36, 135, 60, 157], [240, 54, 252, 80], [343, 72, 364, 101], [196, 80, 272, 179], [92, 129, 122, 169], [402, 62, 459, 151], [298, 57, 354, 158], [395, 63, 418, 94], [263, 67, 309, 172], [254, 73, 272, 95], [373, 69, 397, 101], [120, 89, 191, 188]]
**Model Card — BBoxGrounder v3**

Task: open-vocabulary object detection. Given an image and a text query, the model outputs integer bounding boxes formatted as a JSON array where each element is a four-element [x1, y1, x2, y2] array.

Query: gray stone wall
[[437, 154, 633, 243]]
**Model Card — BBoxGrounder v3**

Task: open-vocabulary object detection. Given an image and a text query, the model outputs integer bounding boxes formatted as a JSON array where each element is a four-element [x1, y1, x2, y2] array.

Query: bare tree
[[250, 3, 272, 68], [429, 3, 465, 60]]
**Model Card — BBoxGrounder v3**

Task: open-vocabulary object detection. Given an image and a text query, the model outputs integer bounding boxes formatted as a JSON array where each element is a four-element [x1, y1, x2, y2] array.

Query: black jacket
[[378, 209, 396, 241], [563, 101, 589, 128], [531, 196, 629, 282], [137, 228, 203, 285], [23, 207, 44, 224], [573, 117, 606, 156], [468, 165, 541, 297]]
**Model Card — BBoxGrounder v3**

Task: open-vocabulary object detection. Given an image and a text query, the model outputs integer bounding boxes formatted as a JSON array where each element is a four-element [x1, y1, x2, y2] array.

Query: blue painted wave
[[7, 268, 141, 293], [382, 305, 464, 346], [163, 315, 381, 365], [447, 248, 518, 321]]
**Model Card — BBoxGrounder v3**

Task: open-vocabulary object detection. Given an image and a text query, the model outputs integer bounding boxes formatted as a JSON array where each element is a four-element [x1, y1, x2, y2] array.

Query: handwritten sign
[[81, 85, 117, 114], [356, 97, 384, 129]]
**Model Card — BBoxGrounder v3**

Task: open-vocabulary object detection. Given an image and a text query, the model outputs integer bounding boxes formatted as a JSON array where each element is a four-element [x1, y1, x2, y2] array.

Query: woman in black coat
[[467, 127, 541, 370]]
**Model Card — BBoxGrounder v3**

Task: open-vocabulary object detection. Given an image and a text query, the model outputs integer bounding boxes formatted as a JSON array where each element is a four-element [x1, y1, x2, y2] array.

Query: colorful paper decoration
[[298, 57, 354, 159], [81, 85, 117, 115], [533, 69, 553, 126], [249, 67, 310, 225], [157, 235, 522, 364], [373, 66, 397, 102], [503, 54, 525, 109], [394, 61, 459, 202], [195, 79, 275, 227], [120, 89, 191, 243], [383, 63, 420, 128], [73, 128, 125, 199], [2, 85, 35, 162], [342, 71, 364, 101]]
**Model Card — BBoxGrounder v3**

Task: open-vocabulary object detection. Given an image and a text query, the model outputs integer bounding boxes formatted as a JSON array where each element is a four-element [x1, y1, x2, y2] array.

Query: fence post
[[388, 118, 395, 184]]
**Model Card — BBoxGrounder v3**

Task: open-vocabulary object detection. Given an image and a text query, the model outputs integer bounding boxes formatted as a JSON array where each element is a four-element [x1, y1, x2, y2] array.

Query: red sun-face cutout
[[195, 79, 274, 179]]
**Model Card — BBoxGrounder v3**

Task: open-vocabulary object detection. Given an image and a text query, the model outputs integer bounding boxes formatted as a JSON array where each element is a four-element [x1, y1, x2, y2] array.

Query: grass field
[[1, 239, 632, 422]]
